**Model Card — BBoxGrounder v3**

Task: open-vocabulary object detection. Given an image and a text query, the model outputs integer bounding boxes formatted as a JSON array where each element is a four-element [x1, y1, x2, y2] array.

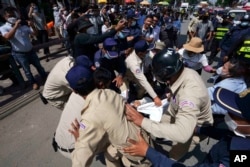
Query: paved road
[[0, 19, 218, 167]]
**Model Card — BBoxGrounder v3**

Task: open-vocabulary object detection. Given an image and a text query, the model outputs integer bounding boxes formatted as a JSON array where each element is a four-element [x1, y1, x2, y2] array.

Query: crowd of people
[[1, 1, 250, 167]]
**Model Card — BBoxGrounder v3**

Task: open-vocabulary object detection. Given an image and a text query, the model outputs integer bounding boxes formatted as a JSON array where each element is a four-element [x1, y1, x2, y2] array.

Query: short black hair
[[228, 58, 244, 78], [3, 7, 16, 15], [74, 77, 95, 96], [94, 67, 112, 89]]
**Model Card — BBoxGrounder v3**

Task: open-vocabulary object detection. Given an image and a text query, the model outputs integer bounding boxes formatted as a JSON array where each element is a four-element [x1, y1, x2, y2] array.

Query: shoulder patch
[[79, 122, 86, 130], [179, 100, 196, 109]]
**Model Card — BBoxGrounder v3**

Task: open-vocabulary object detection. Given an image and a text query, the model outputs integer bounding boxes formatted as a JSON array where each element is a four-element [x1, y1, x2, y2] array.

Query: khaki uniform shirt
[[125, 50, 157, 99], [142, 68, 213, 143], [188, 17, 199, 33], [43, 56, 74, 109], [72, 89, 145, 167]]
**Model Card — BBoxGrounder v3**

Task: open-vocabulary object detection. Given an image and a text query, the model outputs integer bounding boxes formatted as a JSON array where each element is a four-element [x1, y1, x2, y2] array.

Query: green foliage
[[216, 0, 234, 7]]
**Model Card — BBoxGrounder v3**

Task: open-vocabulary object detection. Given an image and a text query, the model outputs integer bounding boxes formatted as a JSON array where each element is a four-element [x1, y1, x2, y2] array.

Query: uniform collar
[[130, 50, 142, 64], [170, 67, 187, 93], [81, 89, 99, 114]]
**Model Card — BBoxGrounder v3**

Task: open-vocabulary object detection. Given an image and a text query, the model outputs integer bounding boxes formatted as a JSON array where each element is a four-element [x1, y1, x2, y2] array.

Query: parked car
[[227, 9, 247, 25]]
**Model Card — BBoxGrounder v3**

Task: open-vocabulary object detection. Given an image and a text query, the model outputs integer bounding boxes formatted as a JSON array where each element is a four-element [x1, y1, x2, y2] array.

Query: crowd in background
[[0, 1, 250, 167]]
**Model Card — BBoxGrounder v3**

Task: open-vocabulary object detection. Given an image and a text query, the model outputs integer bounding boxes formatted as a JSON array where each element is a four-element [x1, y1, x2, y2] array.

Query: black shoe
[[208, 59, 213, 65]]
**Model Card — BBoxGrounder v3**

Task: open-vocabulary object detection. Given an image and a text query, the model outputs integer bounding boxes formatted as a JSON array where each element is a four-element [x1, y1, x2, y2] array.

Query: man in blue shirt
[[0, 7, 47, 90]]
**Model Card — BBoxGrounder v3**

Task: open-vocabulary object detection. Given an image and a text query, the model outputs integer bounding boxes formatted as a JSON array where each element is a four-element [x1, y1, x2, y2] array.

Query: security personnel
[[228, 34, 250, 60], [67, 66, 151, 167], [219, 14, 250, 67], [124, 40, 162, 106], [226, 28, 250, 87], [125, 48, 213, 161], [42, 55, 92, 110], [209, 14, 232, 65], [124, 87, 250, 167]]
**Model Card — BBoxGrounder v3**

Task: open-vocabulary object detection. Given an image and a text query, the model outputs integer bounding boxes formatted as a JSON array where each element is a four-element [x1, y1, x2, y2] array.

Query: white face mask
[[216, 66, 229, 77], [220, 70, 229, 77], [33, 9, 38, 13], [33, 6, 38, 13], [53, 7, 58, 11], [7, 17, 17, 24], [224, 113, 250, 138], [216, 67, 222, 75], [63, 11, 68, 15]]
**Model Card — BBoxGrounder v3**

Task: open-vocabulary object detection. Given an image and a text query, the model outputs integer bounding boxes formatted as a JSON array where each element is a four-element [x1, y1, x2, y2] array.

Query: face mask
[[131, 21, 136, 26], [104, 52, 111, 59], [63, 11, 68, 15], [7, 17, 17, 25], [53, 7, 58, 11], [118, 32, 125, 39], [216, 67, 222, 75], [219, 70, 229, 77], [224, 113, 250, 138], [33, 8, 38, 13]]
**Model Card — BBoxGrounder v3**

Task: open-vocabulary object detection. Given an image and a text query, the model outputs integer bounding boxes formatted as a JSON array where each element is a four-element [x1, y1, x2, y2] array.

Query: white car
[[228, 9, 247, 25]]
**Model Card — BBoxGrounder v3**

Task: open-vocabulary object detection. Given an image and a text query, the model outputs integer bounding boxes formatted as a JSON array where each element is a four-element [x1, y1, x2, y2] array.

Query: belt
[[12, 50, 32, 54], [127, 157, 147, 165], [57, 145, 74, 153], [52, 135, 74, 153]]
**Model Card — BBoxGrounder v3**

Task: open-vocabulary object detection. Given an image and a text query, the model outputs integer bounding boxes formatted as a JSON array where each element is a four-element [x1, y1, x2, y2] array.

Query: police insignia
[[79, 122, 86, 130], [179, 100, 196, 108]]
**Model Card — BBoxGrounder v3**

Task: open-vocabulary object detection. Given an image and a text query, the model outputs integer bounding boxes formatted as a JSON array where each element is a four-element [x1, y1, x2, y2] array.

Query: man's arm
[[123, 132, 186, 167], [28, 6, 34, 19], [128, 62, 158, 102], [72, 119, 106, 167], [2, 20, 21, 40], [75, 20, 126, 45], [126, 97, 198, 143]]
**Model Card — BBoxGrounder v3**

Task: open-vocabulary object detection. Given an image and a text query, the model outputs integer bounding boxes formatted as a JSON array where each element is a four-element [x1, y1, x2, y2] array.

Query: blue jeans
[[12, 50, 47, 84]]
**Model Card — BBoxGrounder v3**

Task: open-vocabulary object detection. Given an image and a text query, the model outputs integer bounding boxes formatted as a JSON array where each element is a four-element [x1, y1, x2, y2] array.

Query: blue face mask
[[104, 52, 111, 59], [118, 32, 125, 39]]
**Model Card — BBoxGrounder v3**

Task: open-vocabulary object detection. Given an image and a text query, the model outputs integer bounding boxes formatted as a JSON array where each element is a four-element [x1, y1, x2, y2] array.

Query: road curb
[[0, 90, 39, 120]]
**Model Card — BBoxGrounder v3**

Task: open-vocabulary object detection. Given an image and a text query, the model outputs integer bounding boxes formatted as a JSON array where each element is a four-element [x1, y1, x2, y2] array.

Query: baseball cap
[[66, 65, 93, 90], [134, 40, 150, 52], [126, 9, 140, 19], [103, 38, 119, 58], [213, 87, 250, 121], [75, 55, 93, 68]]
